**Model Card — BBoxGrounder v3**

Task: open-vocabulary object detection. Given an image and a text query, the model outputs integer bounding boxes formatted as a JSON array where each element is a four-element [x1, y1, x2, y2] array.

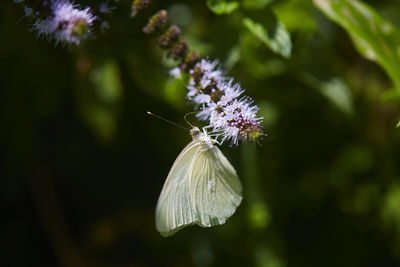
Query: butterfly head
[[190, 127, 214, 148], [190, 127, 201, 138]]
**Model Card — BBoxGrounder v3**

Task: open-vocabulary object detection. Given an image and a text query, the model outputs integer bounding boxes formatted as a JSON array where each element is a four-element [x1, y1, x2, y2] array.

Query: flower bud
[[143, 9, 167, 34], [157, 25, 181, 48], [168, 40, 188, 60]]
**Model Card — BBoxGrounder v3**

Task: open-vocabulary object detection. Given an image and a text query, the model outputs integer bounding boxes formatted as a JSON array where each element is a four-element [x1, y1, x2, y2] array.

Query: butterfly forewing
[[155, 139, 201, 236]]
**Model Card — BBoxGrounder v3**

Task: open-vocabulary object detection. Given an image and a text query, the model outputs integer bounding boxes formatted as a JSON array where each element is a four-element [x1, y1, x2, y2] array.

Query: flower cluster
[[33, 0, 96, 45], [140, 9, 264, 145], [181, 59, 264, 145], [14, 0, 102, 46]]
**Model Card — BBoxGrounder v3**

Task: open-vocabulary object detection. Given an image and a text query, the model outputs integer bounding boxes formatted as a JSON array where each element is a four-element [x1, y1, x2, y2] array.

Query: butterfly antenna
[[184, 111, 199, 128], [147, 111, 189, 131]]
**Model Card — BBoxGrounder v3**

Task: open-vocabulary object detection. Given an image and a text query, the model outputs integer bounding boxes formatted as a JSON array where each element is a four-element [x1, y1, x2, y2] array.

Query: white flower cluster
[[33, 0, 96, 45], [175, 59, 264, 145]]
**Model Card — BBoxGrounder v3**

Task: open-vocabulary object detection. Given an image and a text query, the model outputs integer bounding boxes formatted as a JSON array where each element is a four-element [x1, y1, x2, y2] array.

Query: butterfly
[[155, 126, 242, 237]]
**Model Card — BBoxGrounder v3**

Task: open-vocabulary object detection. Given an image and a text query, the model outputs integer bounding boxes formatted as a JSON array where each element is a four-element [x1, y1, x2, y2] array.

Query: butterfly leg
[[213, 138, 222, 146], [202, 125, 213, 133], [202, 127, 223, 145], [218, 138, 228, 146]]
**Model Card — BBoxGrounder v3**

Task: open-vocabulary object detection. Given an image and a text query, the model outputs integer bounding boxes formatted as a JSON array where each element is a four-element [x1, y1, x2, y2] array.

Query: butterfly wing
[[156, 139, 242, 237], [155, 140, 202, 237], [190, 145, 242, 227]]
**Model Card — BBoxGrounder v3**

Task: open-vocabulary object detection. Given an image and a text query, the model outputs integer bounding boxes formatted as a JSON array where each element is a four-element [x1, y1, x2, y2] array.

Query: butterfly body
[[156, 127, 242, 237]]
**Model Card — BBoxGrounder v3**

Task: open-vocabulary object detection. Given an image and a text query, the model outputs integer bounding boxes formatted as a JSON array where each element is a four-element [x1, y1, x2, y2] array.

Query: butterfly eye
[[190, 127, 200, 137]]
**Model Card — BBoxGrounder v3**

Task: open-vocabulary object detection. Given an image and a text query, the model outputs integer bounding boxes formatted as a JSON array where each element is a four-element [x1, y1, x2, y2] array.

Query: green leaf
[[320, 78, 353, 115], [241, 0, 274, 10], [381, 88, 400, 103], [314, 0, 400, 89], [273, 0, 316, 32], [206, 0, 239, 15], [242, 17, 291, 58]]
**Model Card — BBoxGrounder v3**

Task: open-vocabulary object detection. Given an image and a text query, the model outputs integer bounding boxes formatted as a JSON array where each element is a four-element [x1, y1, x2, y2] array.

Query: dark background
[[1, 0, 400, 266]]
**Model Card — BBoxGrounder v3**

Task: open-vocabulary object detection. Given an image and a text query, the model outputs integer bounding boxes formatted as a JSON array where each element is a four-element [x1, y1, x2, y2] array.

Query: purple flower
[[169, 67, 182, 79], [24, 5, 33, 17], [34, 0, 96, 45], [210, 97, 262, 145], [172, 58, 264, 145], [193, 93, 211, 105]]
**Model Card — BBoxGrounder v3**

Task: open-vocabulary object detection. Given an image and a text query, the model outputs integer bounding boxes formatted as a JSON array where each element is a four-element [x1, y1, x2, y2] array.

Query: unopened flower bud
[[143, 9, 167, 34], [180, 51, 199, 72], [168, 40, 188, 60], [157, 25, 181, 48]]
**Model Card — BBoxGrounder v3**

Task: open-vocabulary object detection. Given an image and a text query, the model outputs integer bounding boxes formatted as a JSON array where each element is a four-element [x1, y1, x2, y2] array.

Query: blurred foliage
[[207, 0, 240, 14], [1, 0, 400, 266], [314, 0, 400, 89], [242, 15, 291, 58], [314, 0, 400, 118]]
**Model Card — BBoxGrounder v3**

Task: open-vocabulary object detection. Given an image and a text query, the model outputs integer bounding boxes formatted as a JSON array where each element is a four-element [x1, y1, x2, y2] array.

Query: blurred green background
[[2, 0, 400, 266]]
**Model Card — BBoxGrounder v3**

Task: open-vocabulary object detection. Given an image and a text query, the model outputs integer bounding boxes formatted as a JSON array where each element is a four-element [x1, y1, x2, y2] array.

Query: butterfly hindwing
[[190, 146, 242, 227]]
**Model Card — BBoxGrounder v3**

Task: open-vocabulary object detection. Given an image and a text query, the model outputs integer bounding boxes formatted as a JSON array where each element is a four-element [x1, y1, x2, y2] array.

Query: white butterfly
[[155, 126, 242, 237]]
